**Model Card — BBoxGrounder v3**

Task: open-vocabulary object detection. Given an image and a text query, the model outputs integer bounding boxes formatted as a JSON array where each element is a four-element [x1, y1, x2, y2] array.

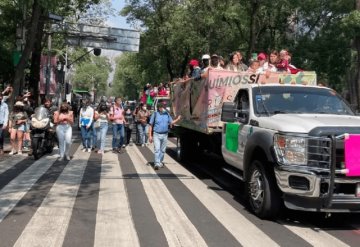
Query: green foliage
[[113, 0, 356, 98], [72, 55, 111, 96], [342, 10, 360, 38], [111, 53, 143, 100]]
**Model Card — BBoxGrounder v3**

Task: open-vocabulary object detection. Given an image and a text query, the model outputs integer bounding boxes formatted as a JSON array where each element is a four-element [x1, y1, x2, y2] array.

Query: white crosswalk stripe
[[152, 145, 279, 247], [0, 139, 358, 247], [94, 151, 140, 247], [279, 220, 350, 247], [0, 154, 59, 223], [129, 145, 208, 247], [14, 145, 87, 247], [0, 155, 27, 174]]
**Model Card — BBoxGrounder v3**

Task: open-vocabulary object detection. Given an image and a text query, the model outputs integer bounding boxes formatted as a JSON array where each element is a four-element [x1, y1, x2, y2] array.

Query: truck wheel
[[176, 137, 182, 161], [246, 160, 281, 219], [176, 135, 195, 162]]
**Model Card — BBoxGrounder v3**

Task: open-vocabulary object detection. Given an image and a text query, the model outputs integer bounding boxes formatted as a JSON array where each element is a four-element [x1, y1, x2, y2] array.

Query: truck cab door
[[222, 90, 250, 170]]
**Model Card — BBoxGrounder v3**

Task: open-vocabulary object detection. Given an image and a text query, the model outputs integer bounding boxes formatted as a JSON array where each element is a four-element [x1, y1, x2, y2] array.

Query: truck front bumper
[[275, 166, 360, 212]]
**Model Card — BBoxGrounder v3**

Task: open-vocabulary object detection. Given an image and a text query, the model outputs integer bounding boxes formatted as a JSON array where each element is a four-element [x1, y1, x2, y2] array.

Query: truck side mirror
[[221, 102, 236, 122]]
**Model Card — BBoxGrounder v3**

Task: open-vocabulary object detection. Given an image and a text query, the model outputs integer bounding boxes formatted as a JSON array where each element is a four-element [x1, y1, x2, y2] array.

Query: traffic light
[[93, 48, 101, 56]]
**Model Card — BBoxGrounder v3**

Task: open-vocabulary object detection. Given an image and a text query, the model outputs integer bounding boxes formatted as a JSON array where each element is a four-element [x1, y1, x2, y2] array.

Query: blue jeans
[[137, 124, 148, 144], [56, 124, 72, 157], [91, 123, 97, 148], [0, 124, 4, 149], [112, 124, 124, 149], [153, 132, 168, 165], [80, 126, 92, 149], [97, 123, 108, 151]]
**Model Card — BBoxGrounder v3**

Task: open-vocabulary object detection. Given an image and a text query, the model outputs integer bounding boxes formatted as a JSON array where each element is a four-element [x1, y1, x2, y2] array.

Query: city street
[[0, 133, 359, 247]]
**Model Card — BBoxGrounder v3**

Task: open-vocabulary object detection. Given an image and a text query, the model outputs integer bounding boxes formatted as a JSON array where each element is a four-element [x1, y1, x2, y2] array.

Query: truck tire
[[246, 160, 281, 219], [176, 135, 195, 162]]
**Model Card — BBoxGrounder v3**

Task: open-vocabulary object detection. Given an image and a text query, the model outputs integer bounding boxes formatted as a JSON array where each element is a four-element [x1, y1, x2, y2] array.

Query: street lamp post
[[45, 34, 51, 97]]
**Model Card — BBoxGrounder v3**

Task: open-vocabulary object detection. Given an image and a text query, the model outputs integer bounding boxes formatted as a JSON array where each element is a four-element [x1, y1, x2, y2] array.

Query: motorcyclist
[[43, 98, 58, 124], [31, 98, 58, 153]]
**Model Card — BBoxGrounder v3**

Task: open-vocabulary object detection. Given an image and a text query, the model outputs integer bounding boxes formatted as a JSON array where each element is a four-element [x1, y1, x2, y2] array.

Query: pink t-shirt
[[110, 106, 124, 124]]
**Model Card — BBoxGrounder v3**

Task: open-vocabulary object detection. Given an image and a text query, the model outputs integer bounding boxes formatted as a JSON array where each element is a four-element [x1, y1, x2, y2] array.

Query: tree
[[72, 55, 111, 100], [112, 53, 143, 100], [118, 0, 356, 104]]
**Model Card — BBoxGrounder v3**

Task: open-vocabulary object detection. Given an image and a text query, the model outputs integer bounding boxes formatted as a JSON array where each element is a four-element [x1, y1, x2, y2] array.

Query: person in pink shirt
[[54, 103, 74, 160], [109, 97, 126, 153]]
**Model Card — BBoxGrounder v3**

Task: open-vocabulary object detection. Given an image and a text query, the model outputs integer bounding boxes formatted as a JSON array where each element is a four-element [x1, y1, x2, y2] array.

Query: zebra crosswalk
[[0, 138, 358, 247]]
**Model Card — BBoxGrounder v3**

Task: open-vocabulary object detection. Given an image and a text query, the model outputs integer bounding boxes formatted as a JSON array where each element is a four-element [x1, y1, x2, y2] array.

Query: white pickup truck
[[172, 70, 360, 218]]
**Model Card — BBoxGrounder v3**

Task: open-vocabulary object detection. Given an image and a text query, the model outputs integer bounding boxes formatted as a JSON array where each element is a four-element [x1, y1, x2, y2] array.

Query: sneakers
[[9, 149, 16, 155], [141, 144, 145, 147], [65, 156, 71, 161], [82, 148, 87, 152], [159, 162, 164, 168], [122, 144, 126, 148], [97, 150, 103, 154], [18, 151, 23, 155], [154, 164, 160, 170], [87, 148, 91, 153]]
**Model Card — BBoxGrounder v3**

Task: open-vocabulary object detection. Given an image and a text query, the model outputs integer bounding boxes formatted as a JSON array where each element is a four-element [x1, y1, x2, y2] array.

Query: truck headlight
[[274, 134, 307, 165]]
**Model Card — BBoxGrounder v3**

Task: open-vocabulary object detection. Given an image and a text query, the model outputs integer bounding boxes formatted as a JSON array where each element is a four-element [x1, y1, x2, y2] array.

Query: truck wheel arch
[[243, 131, 275, 181]]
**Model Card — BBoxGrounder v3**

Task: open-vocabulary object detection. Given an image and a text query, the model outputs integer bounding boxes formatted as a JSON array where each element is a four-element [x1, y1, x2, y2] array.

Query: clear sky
[[107, 0, 131, 29]]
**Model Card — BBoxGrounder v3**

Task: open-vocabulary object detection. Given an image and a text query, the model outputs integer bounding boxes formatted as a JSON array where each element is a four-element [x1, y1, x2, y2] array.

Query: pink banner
[[344, 134, 360, 177], [39, 55, 57, 95], [171, 70, 317, 133]]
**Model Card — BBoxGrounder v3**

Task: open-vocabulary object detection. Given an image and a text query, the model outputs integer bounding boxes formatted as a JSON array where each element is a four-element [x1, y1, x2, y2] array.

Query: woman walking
[[8, 101, 28, 155], [54, 102, 74, 160], [136, 103, 150, 147], [94, 103, 109, 154], [79, 99, 94, 152]]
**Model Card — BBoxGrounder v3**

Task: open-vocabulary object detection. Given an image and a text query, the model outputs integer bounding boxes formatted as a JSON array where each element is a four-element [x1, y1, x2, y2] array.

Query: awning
[[72, 89, 91, 97]]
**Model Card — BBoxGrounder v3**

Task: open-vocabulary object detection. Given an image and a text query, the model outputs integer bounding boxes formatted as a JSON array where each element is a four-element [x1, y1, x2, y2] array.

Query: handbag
[[94, 120, 101, 128]]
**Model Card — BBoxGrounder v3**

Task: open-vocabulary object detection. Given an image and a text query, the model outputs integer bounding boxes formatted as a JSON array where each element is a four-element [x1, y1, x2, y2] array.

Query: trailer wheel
[[176, 137, 182, 161], [246, 160, 281, 219], [176, 135, 195, 162]]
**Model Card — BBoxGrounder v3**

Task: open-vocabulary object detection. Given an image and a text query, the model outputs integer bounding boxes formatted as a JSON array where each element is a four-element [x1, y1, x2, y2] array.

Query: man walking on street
[[0, 94, 9, 155], [148, 101, 181, 170]]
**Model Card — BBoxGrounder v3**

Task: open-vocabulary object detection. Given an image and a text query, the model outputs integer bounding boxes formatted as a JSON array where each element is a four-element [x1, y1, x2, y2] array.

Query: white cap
[[202, 54, 210, 60]]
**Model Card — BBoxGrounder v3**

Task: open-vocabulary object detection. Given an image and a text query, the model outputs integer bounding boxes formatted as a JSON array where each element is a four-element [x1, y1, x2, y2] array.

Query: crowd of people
[[0, 88, 177, 170], [185, 49, 302, 81], [0, 48, 301, 167]]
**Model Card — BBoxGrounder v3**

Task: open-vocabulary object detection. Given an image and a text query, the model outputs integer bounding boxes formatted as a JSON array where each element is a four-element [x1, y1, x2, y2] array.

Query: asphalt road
[[0, 135, 359, 247]]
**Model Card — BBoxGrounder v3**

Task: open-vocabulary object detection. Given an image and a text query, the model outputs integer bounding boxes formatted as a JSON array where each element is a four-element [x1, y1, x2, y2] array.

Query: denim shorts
[[14, 124, 26, 132]]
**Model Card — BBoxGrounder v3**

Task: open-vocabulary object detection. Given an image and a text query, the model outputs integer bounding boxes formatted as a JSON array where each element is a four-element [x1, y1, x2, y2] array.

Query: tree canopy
[[113, 0, 359, 106]]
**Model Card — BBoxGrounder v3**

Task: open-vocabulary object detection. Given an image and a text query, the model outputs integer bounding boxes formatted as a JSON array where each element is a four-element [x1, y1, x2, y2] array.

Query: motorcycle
[[30, 106, 56, 160]]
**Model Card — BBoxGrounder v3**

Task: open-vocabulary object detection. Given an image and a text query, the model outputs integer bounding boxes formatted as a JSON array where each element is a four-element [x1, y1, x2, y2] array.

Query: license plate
[[356, 183, 360, 197]]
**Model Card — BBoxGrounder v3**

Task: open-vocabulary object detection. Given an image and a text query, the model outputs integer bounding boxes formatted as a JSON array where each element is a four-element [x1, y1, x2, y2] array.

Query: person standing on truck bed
[[148, 102, 181, 170]]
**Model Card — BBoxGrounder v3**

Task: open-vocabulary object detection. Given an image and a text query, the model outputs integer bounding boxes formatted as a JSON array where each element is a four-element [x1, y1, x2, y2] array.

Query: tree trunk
[[29, 8, 46, 106], [247, 0, 260, 61], [11, 0, 41, 105]]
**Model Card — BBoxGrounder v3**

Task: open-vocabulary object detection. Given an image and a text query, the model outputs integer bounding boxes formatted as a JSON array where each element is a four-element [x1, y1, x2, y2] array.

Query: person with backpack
[[148, 101, 181, 170]]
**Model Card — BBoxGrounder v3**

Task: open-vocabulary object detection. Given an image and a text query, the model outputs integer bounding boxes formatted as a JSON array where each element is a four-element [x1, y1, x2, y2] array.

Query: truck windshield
[[253, 86, 354, 116]]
